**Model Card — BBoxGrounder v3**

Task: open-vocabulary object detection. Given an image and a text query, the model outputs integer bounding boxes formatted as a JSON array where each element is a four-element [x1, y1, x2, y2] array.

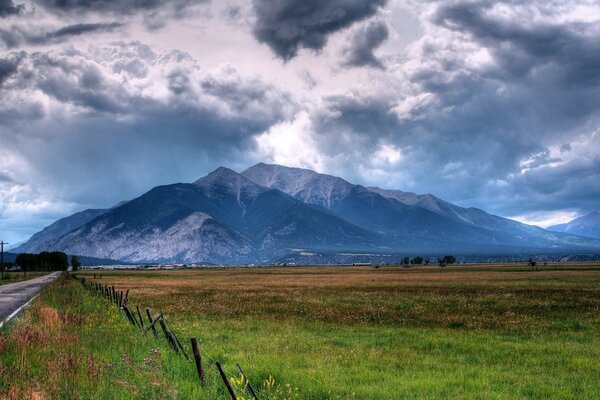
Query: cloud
[[0, 52, 22, 86], [32, 0, 208, 31], [0, 0, 24, 17], [35, 0, 197, 14], [255, 0, 600, 217], [0, 41, 297, 223], [251, 0, 388, 60], [0, 22, 125, 48], [50, 22, 124, 39], [340, 18, 389, 69]]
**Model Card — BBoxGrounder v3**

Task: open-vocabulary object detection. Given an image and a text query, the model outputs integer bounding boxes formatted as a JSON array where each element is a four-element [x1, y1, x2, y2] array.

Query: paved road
[[0, 272, 61, 325]]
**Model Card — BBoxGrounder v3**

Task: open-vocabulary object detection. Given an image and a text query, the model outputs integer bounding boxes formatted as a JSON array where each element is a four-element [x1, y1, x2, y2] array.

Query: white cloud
[[510, 211, 580, 228], [254, 112, 324, 171]]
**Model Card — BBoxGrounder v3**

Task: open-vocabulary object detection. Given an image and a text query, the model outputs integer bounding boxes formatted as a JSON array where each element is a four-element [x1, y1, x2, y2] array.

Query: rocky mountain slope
[[14, 164, 600, 264]]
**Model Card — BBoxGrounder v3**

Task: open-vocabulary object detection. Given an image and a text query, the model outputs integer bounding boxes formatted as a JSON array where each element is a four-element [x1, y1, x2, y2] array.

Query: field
[[1, 263, 600, 399], [0, 271, 49, 285]]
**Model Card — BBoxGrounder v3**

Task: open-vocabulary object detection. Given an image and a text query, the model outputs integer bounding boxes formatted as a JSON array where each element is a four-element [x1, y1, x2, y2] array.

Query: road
[[0, 271, 61, 327]]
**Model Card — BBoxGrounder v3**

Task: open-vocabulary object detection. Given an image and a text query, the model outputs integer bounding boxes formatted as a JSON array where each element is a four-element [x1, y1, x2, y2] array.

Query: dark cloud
[[49, 22, 124, 39], [0, 0, 24, 17], [35, 0, 195, 13], [252, 0, 387, 60], [0, 52, 23, 87], [33, 0, 207, 31], [305, 0, 600, 216], [0, 22, 124, 48], [0, 43, 297, 209], [433, 1, 600, 86], [340, 19, 388, 69]]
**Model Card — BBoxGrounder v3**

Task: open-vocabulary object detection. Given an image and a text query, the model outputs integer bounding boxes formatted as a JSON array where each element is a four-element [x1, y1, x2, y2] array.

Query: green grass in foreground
[[0, 271, 50, 285], [0, 274, 293, 399], [1, 266, 600, 399]]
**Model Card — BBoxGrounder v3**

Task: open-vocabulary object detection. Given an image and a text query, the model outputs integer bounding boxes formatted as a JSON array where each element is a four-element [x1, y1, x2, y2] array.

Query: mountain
[[368, 187, 548, 237], [41, 167, 383, 264], [549, 212, 600, 239], [243, 163, 600, 253], [14, 208, 109, 253], [242, 163, 498, 246], [16, 163, 600, 264]]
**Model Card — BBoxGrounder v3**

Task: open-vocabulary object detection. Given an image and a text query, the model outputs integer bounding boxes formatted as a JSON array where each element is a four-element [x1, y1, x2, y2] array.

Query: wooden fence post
[[123, 306, 136, 326], [170, 329, 189, 359], [158, 318, 179, 354], [190, 337, 206, 385], [136, 305, 144, 329], [216, 361, 237, 400], [236, 364, 259, 400], [146, 308, 158, 338]]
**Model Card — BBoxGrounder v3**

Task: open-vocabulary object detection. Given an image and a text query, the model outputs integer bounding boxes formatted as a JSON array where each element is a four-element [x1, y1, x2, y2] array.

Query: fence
[[75, 274, 270, 400]]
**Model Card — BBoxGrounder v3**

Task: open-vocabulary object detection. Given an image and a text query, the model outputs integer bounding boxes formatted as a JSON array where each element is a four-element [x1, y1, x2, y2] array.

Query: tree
[[16, 253, 37, 275], [71, 255, 81, 271], [412, 256, 424, 265], [16, 251, 68, 272], [402, 256, 410, 267], [443, 255, 456, 265], [528, 257, 537, 271]]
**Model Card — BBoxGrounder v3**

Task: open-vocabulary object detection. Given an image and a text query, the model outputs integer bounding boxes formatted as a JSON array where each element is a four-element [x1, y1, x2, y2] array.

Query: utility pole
[[0, 241, 7, 280]]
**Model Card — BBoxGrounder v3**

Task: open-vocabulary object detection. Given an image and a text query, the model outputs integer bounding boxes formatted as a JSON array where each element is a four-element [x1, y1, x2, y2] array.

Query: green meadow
[[1, 264, 599, 399]]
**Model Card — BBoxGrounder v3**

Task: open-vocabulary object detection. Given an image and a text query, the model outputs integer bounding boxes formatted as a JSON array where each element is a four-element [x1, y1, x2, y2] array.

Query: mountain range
[[549, 211, 600, 239], [13, 163, 600, 264]]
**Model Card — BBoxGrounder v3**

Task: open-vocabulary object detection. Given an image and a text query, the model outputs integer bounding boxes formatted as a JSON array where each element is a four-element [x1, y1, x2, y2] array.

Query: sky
[[1, 0, 599, 245]]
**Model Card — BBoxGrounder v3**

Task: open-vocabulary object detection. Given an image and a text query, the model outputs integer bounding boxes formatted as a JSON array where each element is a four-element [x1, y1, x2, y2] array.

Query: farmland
[[1, 263, 600, 399]]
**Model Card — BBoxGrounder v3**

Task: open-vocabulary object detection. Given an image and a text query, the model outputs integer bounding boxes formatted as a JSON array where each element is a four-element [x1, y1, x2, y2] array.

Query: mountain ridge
[[13, 163, 600, 264], [549, 211, 600, 239]]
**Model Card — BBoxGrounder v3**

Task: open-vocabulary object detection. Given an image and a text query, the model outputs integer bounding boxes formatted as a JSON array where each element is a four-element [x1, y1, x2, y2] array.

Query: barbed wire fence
[[75, 274, 272, 400]]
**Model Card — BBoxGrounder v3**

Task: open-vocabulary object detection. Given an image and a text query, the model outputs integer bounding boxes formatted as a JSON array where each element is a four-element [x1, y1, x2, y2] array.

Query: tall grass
[[1, 265, 600, 399]]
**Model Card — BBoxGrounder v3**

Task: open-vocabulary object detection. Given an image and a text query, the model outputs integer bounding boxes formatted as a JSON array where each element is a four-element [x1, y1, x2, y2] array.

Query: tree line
[[400, 255, 456, 267], [15, 252, 81, 273]]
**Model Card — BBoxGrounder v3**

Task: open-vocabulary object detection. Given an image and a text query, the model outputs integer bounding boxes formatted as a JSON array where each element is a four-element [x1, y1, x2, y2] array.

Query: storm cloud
[[0, 22, 124, 48], [0, 42, 297, 208], [297, 0, 600, 217], [0, 0, 23, 17], [0, 52, 21, 86], [1, 0, 599, 244], [340, 19, 388, 69], [35, 0, 196, 14], [252, 0, 388, 60]]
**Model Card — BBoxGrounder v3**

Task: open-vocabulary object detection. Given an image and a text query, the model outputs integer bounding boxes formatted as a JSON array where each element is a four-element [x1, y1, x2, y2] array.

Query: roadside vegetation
[[1, 264, 599, 399], [0, 271, 50, 286]]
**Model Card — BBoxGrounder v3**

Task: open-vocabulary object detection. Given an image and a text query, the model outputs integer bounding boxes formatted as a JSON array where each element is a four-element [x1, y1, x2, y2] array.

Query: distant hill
[[13, 163, 600, 264], [549, 212, 600, 239]]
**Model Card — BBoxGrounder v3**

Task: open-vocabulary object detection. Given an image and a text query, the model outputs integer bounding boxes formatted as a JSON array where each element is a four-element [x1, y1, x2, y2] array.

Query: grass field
[[1, 264, 600, 399], [0, 271, 49, 285]]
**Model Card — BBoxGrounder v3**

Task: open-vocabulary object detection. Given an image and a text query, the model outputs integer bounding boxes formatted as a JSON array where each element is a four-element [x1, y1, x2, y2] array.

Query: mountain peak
[[194, 166, 264, 199], [242, 162, 357, 209], [195, 166, 244, 185]]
